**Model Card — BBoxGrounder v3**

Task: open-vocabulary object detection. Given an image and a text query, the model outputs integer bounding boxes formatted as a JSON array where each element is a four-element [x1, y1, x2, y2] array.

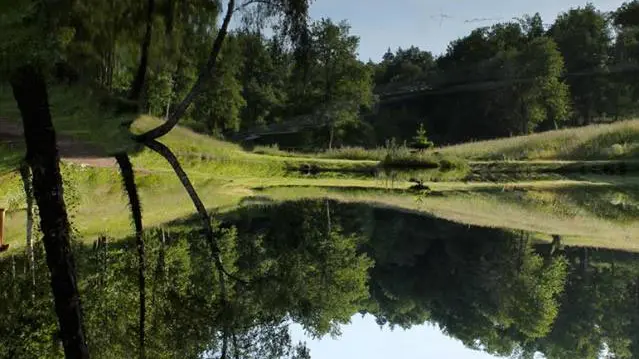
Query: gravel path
[[0, 117, 116, 167]]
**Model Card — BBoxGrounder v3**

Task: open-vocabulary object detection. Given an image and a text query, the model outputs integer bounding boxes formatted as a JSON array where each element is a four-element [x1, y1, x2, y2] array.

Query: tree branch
[[234, 0, 281, 12], [136, 0, 236, 141]]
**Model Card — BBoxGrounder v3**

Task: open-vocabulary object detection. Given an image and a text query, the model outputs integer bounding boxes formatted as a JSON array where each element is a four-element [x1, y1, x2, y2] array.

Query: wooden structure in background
[[0, 208, 8, 252]]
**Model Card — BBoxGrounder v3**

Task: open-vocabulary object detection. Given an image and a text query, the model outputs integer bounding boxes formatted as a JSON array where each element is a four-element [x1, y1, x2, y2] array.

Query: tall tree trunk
[[19, 161, 36, 292], [520, 98, 528, 134], [130, 0, 156, 101], [115, 154, 145, 359], [10, 65, 90, 359], [328, 125, 334, 150]]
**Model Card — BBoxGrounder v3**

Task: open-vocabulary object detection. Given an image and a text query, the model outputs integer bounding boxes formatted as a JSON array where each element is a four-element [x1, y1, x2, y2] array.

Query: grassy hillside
[[429, 120, 639, 161], [252, 120, 639, 166]]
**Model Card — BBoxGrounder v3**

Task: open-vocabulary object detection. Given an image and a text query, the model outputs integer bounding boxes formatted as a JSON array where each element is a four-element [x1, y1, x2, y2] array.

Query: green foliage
[[0, 0, 75, 75], [191, 35, 247, 135], [410, 123, 434, 150], [233, 200, 373, 337], [375, 46, 435, 85], [238, 33, 289, 128], [550, 4, 611, 125], [304, 18, 375, 148]]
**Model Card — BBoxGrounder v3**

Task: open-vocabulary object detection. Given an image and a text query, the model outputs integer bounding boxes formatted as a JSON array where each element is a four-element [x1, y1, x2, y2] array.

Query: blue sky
[[309, 0, 627, 61]]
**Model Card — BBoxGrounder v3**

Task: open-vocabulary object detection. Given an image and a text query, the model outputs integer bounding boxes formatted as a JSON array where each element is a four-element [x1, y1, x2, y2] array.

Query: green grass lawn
[[3, 85, 639, 253]]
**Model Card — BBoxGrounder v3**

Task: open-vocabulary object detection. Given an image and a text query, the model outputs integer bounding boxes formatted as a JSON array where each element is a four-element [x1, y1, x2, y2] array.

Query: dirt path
[[0, 117, 116, 167]]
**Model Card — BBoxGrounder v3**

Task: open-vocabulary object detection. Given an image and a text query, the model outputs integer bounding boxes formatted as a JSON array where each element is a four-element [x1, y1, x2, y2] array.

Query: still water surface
[[1, 197, 638, 358]]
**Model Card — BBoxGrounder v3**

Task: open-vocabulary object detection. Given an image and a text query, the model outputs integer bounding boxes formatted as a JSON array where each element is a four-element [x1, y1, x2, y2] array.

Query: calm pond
[[2, 197, 639, 358]]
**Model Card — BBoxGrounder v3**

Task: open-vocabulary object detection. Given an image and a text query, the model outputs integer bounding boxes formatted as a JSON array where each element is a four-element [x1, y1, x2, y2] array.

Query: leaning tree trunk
[[10, 65, 90, 358]]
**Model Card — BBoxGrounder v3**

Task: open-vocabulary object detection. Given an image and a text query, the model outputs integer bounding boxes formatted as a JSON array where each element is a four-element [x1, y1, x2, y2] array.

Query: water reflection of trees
[[2, 200, 639, 358]]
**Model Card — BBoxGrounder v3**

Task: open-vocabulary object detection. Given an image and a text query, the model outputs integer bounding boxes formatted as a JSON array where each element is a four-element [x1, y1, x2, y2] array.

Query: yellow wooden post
[[0, 208, 7, 252]]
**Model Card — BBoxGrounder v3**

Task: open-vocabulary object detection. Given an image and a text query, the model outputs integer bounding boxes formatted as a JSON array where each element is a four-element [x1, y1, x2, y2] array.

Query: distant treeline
[[42, 0, 639, 149]]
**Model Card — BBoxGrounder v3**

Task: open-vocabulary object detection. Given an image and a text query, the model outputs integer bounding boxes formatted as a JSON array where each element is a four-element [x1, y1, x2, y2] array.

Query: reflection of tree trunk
[[19, 161, 36, 291], [97, 236, 108, 332], [232, 331, 240, 359], [550, 235, 561, 256], [145, 139, 234, 356], [580, 247, 589, 277], [145, 140, 215, 249], [115, 154, 145, 359], [326, 200, 331, 235], [11, 254, 15, 280], [10, 65, 89, 358]]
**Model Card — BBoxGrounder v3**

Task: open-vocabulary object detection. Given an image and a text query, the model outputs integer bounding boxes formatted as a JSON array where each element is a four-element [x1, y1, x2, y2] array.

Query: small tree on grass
[[410, 123, 434, 150]]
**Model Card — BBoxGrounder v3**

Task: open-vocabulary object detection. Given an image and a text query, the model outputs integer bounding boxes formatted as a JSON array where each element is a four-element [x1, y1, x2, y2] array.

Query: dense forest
[[26, 1, 639, 149]]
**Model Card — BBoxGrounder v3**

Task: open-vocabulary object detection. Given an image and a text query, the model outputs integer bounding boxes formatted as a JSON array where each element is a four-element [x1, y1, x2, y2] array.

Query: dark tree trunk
[[130, 0, 156, 101], [10, 65, 90, 359], [328, 125, 334, 150], [115, 154, 146, 359]]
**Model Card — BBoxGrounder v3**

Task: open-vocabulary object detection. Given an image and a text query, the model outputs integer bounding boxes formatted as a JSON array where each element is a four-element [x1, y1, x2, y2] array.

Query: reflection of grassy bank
[[256, 183, 639, 251]]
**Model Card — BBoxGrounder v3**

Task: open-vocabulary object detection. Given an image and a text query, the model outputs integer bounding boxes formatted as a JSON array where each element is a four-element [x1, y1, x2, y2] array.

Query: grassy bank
[[5, 149, 634, 252], [252, 120, 639, 167], [430, 119, 639, 161]]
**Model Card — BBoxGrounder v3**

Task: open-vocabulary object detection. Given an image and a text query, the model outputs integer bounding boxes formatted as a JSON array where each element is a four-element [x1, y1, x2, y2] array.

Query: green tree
[[375, 46, 435, 85], [237, 32, 289, 129], [307, 18, 374, 149], [190, 35, 246, 135], [515, 36, 572, 132], [550, 4, 612, 125], [410, 123, 434, 150]]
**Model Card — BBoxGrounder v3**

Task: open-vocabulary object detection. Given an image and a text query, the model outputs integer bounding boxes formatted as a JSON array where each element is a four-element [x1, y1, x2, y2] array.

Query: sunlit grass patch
[[431, 119, 639, 161]]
